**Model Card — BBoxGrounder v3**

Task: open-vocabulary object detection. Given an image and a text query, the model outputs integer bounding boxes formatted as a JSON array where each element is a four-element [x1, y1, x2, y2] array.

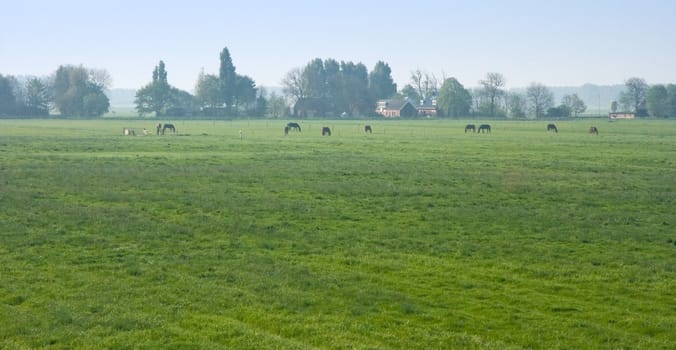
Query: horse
[[365, 125, 372, 133], [478, 124, 491, 133], [547, 124, 558, 133], [589, 126, 599, 135], [284, 126, 290, 136], [286, 122, 301, 132], [322, 127, 331, 136], [162, 123, 176, 135], [156, 123, 162, 135], [464, 124, 476, 133]]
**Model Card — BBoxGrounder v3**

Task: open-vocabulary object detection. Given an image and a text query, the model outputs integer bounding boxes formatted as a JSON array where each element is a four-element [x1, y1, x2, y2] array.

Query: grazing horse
[[286, 122, 301, 132], [589, 126, 599, 135], [162, 123, 176, 135], [284, 126, 290, 136], [547, 123, 558, 133], [464, 124, 476, 133], [322, 127, 331, 136], [478, 124, 491, 133], [365, 125, 372, 133], [156, 123, 162, 135]]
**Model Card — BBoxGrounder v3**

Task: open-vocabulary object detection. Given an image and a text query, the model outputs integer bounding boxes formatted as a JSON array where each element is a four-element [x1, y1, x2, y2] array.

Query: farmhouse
[[375, 99, 417, 118], [608, 112, 635, 120], [417, 98, 438, 117]]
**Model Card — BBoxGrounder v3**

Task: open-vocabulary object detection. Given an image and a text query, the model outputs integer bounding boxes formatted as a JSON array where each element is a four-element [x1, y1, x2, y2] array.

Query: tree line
[[2, 47, 675, 118]]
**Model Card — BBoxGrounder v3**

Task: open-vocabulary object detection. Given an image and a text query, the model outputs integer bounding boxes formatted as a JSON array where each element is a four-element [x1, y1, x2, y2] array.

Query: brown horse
[[322, 127, 331, 136], [465, 124, 476, 133], [589, 126, 598, 135], [547, 124, 558, 133], [365, 125, 372, 133]]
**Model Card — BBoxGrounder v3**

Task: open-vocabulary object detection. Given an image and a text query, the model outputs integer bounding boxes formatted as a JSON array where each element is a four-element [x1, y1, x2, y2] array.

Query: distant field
[[0, 119, 674, 349]]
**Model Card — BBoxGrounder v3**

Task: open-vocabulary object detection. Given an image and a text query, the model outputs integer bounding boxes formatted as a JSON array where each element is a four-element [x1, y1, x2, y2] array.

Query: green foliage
[[219, 47, 237, 114], [368, 61, 397, 100], [619, 77, 649, 115], [0, 74, 17, 115], [1, 119, 674, 349], [437, 77, 472, 117], [646, 84, 676, 118], [52, 65, 110, 117]]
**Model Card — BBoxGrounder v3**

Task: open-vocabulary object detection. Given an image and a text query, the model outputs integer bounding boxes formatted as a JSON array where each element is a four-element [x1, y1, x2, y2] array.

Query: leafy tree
[[52, 65, 109, 117], [646, 84, 669, 118], [610, 100, 618, 112], [368, 61, 397, 100], [135, 61, 172, 116], [479, 72, 505, 117], [561, 93, 587, 117], [0, 74, 17, 115], [400, 84, 420, 102], [195, 69, 222, 112], [526, 82, 554, 119], [546, 105, 572, 118], [234, 75, 257, 112], [436, 77, 472, 117], [505, 92, 527, 119], [24, 78, 51, 116], [219, 47, 237, 114], [619, 77, 648, 115]]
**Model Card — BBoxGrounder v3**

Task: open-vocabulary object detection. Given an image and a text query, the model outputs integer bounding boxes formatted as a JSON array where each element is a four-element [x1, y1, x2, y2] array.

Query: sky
[[2, 0, 676, 92]]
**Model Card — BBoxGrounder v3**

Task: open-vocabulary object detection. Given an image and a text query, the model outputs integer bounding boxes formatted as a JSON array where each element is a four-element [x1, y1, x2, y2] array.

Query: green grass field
[[1, 119, 674, 349]]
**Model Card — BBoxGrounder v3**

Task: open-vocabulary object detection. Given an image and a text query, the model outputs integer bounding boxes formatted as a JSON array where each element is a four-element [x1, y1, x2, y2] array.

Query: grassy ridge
[[0, 119, 674, 349]]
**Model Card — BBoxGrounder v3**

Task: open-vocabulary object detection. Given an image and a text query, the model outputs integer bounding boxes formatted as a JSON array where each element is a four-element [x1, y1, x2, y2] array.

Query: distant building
[[417, 98, 438, 117], [375, 99, 418, 118], [608, 112, 635, 120]]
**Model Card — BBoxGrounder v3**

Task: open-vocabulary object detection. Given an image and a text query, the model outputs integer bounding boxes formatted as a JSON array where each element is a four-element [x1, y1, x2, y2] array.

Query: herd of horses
[[125, 122, 600, 137]]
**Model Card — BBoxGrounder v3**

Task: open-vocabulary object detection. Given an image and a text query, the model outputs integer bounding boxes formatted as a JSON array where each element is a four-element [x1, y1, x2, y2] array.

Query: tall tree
[[436, 77, 472, 117], [646, 84, 669, 118], [479, 72, 505, 117], [0, 74, 17, 115], [410, 69, 438, 102], [526, 82, 554, 119], [368, 61, 397, 100], [561, 93, 587, 117], [24, 78, 51, 116], [219, 47, 237, 114], [619, 77, 648, 115], [134, 60, 172, 116], [52, 65, 109, 117], [195, 69, 222, 112]]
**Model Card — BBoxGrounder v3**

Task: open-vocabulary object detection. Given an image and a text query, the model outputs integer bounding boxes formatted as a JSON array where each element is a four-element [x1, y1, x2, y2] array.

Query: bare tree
[[479, 72, 505, 117], [281, 67, 306, 103], [410, 69, 439, 102], [526, 82, 554, 119], [619, 77, 648, 113]]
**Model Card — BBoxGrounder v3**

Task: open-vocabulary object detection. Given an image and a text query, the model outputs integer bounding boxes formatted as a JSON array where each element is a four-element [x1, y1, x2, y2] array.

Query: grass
[[0, 118, 674, 349]]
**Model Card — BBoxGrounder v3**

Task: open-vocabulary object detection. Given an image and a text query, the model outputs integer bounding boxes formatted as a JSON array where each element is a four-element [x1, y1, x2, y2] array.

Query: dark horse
[[464, 124, 476, 133], [284, 126, 290, 136], [286, 122, 301, 132], [365, 125, 372, 133], [478, 124, 491, 133], [547, 123, 558, 133], [322, 127, 331, 136], [589, 126, 599, 135], [162, 123, 176, 135]]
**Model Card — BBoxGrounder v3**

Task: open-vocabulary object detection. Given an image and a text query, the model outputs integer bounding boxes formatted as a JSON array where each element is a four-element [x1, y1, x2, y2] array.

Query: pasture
[[0, 119, 674, 349]]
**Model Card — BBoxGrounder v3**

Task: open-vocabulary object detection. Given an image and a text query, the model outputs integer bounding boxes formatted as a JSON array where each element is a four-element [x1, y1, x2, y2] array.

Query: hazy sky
[[2, 0, 675, 91]]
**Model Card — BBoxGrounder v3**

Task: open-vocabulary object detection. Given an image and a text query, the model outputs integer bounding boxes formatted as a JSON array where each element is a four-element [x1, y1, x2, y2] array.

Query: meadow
[[0, 118, 674, 349]]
